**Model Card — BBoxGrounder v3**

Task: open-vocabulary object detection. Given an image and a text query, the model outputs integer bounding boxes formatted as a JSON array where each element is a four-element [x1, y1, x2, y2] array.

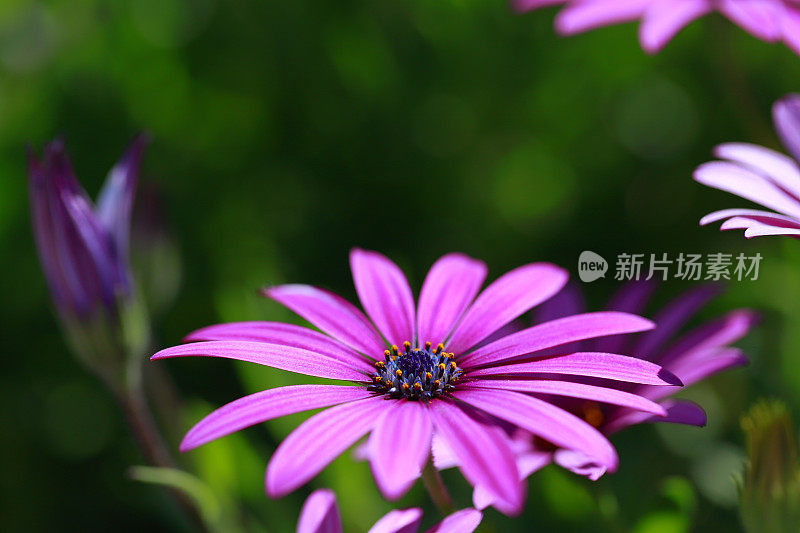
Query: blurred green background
[[3, 0, 800, 531]]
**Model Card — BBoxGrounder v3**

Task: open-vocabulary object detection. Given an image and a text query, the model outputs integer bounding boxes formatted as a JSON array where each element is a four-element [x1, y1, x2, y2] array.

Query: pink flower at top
[[696, 94, 800, 239], [297, 489, 481, 533], [515, 0, 800, 56], [153, 249, 682, 515]]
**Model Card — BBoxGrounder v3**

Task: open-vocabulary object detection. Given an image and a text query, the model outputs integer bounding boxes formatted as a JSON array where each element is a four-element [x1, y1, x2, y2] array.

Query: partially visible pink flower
[[437, 280, 756, 509], [695, 94, 800, 239], [515, 0, 800, 56], [297, 489, 482, 533], [153, 249, 681, 515]]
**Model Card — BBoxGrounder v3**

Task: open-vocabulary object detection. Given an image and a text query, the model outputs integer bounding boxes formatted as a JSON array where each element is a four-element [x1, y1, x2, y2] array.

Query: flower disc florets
[[368, 341, 462, 400]]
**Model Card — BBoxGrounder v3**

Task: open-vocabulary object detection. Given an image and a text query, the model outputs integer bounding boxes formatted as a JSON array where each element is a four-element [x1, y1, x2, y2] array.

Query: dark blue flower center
[[368, 341, 462, 400]]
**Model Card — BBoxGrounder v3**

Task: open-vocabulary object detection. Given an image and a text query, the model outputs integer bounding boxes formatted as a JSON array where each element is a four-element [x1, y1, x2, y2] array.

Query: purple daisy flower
[[695, 94, 800, 239], [297, 489, 482, 533], [153, 249, 682, 514], [434, 280, 756, 509], [515, 0, 800, 56]]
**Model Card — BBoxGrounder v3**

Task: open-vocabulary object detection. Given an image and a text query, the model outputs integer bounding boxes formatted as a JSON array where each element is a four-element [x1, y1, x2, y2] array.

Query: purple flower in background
[[515, 0, 800, 56], [27, 136, 147, 322], [297, 489, 482, 533], [436, 280, 756, 509], [153, 249, 682, 514], [695, 94, 800, 239]]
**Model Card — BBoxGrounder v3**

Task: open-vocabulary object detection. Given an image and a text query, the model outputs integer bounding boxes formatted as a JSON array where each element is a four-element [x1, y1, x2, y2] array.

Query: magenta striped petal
[[604, 399, 706, 434], [265, 397, 385, 497], [555, 0, 651, 35], [473, 452, 551, 511], [460, 312, 654, 367], [454, 388, 618, 472], [367, 508, 423, 533], [719, 0, 782, 41], [446, 263, 568, 355], [151, 341, 370, 382], [424, 509, 482, 533], [658, 310, 757, 367], [180, 385, 373, 451], [700, 208, 800, 227], [552, 449, 606, 481], [531, 281, 585, 324], [368, 401, 432, 500], [459, 380, 665, 416], [774, 93, 800, 163], [350, 249, 416, 347], [297, 489, 343, 533], [417, 253, 487, 347], [594, 280, 657, 354], [262, 284, 385, 356], [715, 142, 800, 199], [467, 352, 683, 386], [639, 0, 711, 53], [646, 348, 747, 401], [634, 284, 720, 359], [693, 161, 800, 219], [429, 400, 524, 516], [183, 322, 373, 372]]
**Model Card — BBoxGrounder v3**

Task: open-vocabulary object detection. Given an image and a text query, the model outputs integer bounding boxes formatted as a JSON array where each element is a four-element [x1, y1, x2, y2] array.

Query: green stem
[[421, 459, 455, 516]]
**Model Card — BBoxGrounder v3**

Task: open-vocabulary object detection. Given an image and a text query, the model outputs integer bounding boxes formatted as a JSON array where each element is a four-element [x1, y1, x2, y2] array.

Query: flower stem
[[421, 458, 455, 516], [118, 358, 209, 532]]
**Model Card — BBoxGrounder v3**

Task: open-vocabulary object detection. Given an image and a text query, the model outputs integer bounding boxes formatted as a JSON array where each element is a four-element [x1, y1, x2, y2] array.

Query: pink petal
[[350, 248, 416, 347], [782, 10, 800, 59], [742, 220, 800, 238], [719, 0, 782, 42], [262, 284, 385, 356], [594, 280, 657, 354], [531, 281, 585, 325], [473, 452, 551, 510], [658, 309, 757, 368], [467, 352, 682, 386], [429, 400, 524, 516], [715, 142, 800, 199], [151, 341, 370, 382], [180, 385, 373, 451], [553, 449, 607, 481], [639, 0, 711, 53], [297, 489, 343, 533], [774, 93, 800, 162], [715, 216, 800, 238], [367, 508, 423, 533], [265, 397, 385, 497], [700, 208, 800, 227], [460, 379, 665, 416], [424, 508, 483, 533], [446, 263, 568, 355], [431, 433, 459, 470], [633, 283, 721, 360], [460, 312, 654, 368], [417, 253, 487, 347], [184, 321, 373, 372], [657, 347, 747, 397], [454, 388, 618, 472], [368, 401, 432, 500], [694, 160, 800, 218], [555, 0, 652, 35], [604, 399, 706, 434]]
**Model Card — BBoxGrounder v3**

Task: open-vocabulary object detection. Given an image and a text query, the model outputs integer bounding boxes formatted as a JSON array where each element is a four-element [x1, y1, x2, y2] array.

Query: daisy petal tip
[[658, 368, 683, 387]]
